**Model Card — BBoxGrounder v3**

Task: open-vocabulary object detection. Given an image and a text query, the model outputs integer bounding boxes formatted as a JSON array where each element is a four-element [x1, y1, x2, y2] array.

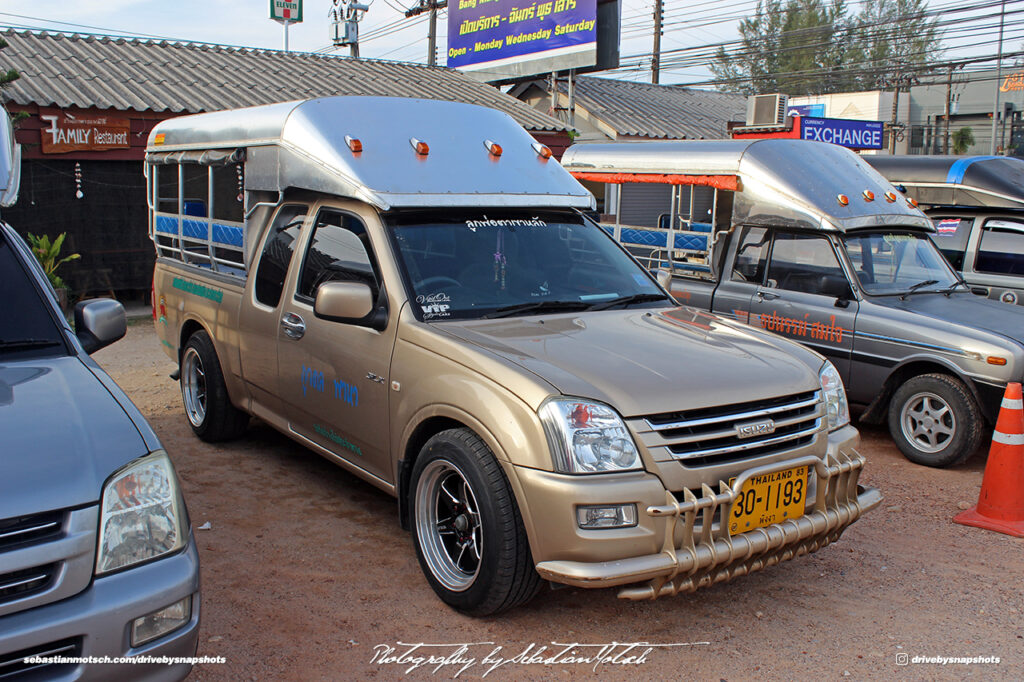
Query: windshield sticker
[[530, 281, 551, 297], [417, 293, 452, 320], [882, 234, 915, 244], [465, 216, 547, 232], [934, 219, 960, 236]]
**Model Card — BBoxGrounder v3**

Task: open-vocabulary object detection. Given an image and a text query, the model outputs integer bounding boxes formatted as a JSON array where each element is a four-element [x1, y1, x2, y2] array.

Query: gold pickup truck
[[148, 96, 881, 615]]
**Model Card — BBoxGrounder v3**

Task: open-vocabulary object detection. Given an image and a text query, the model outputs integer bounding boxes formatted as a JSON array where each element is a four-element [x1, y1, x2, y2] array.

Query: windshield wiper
[[899, 279, 940, 300], [941, 280, 969, 296], [587, 293, 669, 312], [482, 300, 592, 319], [0, 339, 61, 351]]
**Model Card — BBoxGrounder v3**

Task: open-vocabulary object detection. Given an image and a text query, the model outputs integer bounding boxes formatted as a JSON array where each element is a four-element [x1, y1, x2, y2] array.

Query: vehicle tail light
[[151, 282, 156, 320], [410, 138, 429, 156]]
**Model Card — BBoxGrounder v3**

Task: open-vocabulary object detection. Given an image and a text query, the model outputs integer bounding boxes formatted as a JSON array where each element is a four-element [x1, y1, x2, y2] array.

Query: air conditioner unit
[[746, 94, 789, 126]]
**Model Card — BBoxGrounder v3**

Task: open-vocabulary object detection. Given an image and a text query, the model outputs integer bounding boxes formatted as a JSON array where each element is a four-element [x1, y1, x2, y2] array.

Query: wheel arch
[[860, 356, 983, 424]]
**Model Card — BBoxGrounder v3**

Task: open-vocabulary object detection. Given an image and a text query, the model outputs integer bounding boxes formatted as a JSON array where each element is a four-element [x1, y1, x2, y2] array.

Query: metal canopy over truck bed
[[865, 154, 1024, 209], [562, 138, 931, 233], [147, 96, 594, 211]]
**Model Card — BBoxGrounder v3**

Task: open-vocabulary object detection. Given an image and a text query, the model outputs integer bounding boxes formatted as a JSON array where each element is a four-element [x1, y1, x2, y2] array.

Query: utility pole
[[406, 0, 448, 66], [889, 83, 900, 154], [652, 0, 663, 84], [330, 0, 370, 58], [944, 66, 953, 154], [991, 0, 1007, 154]]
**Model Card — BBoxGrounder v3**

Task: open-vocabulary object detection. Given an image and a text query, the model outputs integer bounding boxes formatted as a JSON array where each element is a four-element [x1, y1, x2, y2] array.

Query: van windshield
[[842, 231, 959, 296], [386, 209, 669, 320]]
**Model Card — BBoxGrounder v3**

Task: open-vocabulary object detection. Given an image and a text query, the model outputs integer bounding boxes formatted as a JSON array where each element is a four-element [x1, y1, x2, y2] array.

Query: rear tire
[[180, 330, 248, 442], [410, 428, 540, 616], [887, 373, 982, 467]]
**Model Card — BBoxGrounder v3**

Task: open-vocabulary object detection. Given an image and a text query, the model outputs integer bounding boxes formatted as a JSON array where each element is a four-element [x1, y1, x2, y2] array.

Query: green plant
[[26, 232, 79, 289], [952, 127, 975, 155]]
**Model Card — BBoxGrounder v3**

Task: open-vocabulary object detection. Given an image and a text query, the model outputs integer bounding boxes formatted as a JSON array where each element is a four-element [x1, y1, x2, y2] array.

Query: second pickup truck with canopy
[[563, 139, 1024, 467]]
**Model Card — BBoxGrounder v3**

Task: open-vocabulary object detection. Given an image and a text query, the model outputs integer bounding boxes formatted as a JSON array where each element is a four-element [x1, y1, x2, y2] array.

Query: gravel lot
[[95, 322, 1024, 681]]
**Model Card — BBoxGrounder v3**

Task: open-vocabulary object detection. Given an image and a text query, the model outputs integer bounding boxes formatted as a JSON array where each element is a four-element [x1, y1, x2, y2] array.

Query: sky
[[0, 1, 1020, 87]]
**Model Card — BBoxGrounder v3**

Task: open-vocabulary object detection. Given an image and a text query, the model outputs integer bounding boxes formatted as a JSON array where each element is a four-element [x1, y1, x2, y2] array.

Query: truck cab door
[[275, 204, 398, 486], [237, 203, 310, 422], [710, 225, 768, 322], [747, 231, 858, 383]]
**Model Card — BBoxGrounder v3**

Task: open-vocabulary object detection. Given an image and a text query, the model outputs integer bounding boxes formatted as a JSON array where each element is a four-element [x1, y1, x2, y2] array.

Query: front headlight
[[96, 450, 186, 575], [819, 361, 850, 431], [539, 398, 643, 473]]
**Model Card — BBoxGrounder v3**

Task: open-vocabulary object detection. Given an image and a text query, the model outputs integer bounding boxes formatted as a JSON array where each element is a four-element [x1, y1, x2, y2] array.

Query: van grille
[[0, 638, 80, 679], [0, 512, 63, 551], [643, 391, 823, 466]]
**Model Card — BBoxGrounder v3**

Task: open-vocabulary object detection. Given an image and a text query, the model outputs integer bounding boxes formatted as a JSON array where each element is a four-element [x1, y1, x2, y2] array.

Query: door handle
[[281, 312, 306, 340], [756, 289, 780, 301]]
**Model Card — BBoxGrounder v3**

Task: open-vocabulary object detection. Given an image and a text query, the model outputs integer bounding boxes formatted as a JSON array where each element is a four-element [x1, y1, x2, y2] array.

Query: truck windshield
[[0, 230, 65, 357], [387, 209, 669, 320], [842, 231, 959, 296]]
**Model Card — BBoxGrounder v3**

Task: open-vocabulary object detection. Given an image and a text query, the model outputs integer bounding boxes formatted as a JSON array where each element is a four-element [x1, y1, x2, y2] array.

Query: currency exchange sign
[[447, 0, 597, 80]]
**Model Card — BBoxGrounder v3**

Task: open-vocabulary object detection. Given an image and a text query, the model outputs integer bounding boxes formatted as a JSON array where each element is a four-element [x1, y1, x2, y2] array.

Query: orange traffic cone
[[954, 382, 1024, 537]]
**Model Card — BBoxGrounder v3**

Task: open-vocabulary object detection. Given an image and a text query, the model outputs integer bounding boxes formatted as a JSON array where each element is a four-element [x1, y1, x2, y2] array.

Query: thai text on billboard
[[800, 117, 883, 150], [448, 0, 597, 73]]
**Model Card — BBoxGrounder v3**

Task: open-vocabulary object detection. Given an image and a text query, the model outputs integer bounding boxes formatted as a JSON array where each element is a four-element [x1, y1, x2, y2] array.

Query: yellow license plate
[[729, 465, 808, 534]]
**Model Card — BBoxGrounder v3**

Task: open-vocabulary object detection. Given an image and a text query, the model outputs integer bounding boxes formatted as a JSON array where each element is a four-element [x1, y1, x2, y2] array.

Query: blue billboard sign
[[800, 117, 884, 150], [447, 0, 597, 80]]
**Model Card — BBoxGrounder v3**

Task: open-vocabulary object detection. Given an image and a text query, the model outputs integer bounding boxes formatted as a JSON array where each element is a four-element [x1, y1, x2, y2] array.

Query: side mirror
[[75, 299, 126, 354], [314, 281, 374, 323], [656, 268, 673, 290]]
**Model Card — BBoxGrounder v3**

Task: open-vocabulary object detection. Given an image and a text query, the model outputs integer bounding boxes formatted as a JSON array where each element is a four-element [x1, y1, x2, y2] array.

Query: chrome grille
[[0, 638, 80, 679], [0, 512, 63, 551], [0, 564, 57, 605], [641, 391, 823, 466]]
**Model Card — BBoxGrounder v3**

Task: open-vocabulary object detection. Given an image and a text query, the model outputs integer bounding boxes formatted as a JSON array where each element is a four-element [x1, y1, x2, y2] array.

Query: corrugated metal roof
[[562, 76, 747, 140], [0, 30, 569, 132]]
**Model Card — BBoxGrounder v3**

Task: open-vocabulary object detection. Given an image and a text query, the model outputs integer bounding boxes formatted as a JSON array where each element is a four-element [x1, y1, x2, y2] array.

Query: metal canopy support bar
[[570, 171, 741, 192]]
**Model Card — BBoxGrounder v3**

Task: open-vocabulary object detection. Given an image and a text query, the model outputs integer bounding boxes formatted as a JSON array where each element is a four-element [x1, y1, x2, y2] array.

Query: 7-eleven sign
[[270, 0, 303, 23]]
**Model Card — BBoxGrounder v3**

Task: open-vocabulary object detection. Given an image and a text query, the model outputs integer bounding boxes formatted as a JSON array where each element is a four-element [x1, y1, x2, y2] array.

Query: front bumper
[[0, 536, 201, 681], [529, 439, 881, 600]]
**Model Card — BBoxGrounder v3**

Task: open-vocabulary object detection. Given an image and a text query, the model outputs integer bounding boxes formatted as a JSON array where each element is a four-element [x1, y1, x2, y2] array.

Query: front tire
[[887, 373, 983, 467], [180, 330, 248, 442], [410, 428, 540, 615]]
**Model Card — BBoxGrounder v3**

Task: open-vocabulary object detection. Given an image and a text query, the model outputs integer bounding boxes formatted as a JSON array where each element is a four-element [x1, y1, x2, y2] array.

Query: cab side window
[[254, 204, 307, 307], [296, 210, 381, 303], [767, 233, 849, 297], [731, 226, 769, 283], [975, 219, 1024, 275]]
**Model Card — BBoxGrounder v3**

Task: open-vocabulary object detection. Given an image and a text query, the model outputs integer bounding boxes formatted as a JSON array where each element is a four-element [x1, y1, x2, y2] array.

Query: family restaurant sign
[[39, 110, 130, 154]]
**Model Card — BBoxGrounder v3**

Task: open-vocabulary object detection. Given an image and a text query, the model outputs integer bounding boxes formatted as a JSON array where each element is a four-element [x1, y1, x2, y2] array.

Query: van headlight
[[539, 398, 642, 473], [96, 450, 187, 575], [819, 361, 850, 430]]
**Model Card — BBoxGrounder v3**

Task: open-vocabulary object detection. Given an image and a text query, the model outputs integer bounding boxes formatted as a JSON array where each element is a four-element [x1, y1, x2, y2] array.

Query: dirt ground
[[94, 322, 1024, 681]]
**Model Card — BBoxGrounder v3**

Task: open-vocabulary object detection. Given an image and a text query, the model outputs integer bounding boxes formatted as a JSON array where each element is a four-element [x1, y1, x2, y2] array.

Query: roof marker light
[[484, 139, 503, 156], [863, 190, 875, 202], [885, 191, 897, 203], [410, 137, 429, 156], [837, 194, 849, 206], [907, 197, 919, 208], [532, 141, 553, 159], [345, 135, 362, 153]]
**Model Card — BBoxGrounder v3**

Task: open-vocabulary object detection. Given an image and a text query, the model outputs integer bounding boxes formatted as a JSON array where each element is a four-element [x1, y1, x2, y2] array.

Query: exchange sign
[[448, 0, 597, 81], [800, 117, 884, 150]]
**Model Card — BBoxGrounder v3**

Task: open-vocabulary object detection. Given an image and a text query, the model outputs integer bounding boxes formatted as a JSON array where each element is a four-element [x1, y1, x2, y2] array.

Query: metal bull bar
[[618, 450, 881, 601]]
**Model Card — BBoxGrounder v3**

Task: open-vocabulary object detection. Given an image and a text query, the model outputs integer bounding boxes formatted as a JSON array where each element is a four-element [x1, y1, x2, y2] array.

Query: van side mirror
[[314, 281, 375, 323], [75, 299, 127, 354], [656, 268, 673, 290]]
